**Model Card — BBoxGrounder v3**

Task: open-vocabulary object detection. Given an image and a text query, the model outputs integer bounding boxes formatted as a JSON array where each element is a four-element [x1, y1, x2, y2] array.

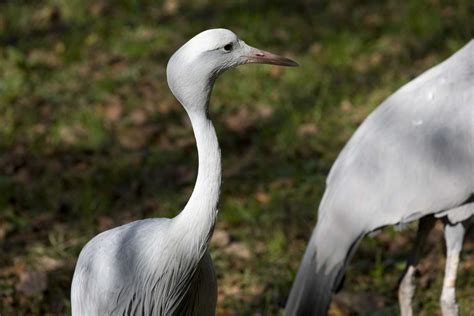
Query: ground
[[0, 0, 473, 315]]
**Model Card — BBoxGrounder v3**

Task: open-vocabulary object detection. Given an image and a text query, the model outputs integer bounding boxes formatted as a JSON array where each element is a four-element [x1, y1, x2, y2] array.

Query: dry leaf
[[38, 256, 63, 272], [255, 191, 270, 204], [270, 66, 282, 78], [103, 101, 123, 123], [298, 123, 318, 136], [223, 108, 255, 132], [256, 104, 274, 118], [129, 109, 147, 125], [163, 0, 179, 14], [224, 242, 251, 260], [212, 229, 230, 248]]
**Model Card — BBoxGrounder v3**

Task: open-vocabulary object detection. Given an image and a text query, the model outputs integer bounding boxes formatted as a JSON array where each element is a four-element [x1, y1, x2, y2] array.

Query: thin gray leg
[[440, 220, 467, 316], [398, 216, 436, 316]]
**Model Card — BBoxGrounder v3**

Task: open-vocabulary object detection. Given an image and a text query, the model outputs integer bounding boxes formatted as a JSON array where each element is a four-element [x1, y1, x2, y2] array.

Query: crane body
[[71, 29, 297, 316], [286, 40, 473, 315]]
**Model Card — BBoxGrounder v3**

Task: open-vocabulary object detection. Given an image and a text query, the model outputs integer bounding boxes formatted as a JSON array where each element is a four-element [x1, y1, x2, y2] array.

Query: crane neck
[[174, 100, 221, 250]]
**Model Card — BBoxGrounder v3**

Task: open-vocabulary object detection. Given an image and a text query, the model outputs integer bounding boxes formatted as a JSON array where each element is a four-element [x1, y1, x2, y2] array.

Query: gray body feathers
[[286, 40, 474, 315], [71, 29, 298, 316], [71, 219, 216, 315]]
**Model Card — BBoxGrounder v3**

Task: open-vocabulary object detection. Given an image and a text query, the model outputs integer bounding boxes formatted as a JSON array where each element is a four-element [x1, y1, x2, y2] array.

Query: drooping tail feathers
[[285, 219, 364, 316]]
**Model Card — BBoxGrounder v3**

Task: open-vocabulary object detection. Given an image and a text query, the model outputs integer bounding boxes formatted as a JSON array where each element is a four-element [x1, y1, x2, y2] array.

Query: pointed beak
[[244, 46, 298, 67]]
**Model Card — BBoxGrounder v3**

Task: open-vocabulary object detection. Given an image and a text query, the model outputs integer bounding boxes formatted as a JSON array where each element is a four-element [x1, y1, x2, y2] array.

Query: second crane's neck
[[174, 101, 221, 249]]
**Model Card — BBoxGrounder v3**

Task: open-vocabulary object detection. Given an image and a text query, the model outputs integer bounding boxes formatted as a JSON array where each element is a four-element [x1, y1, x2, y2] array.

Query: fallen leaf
[[224, 242, 251, 260], [255, 191, 270, 204], [163, 0, 179, 14], [117, 126, 155, 149], [212, 229, 230, 248], [256, 104, 274, 118], [270, 66, 282, 78], [129, 109, 147, 125], [103, 101, 123, 123], [298, 122, 318, 136], [223, 107, 256, 133], [37, 256, 63, 272]]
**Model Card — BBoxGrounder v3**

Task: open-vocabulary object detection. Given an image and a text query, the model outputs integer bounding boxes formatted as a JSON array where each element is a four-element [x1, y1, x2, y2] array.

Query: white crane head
[[167, 28, 297, 113]]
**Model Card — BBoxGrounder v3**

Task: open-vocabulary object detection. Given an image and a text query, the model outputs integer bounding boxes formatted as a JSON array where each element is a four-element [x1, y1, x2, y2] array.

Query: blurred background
[[0, 0, 473, 315]]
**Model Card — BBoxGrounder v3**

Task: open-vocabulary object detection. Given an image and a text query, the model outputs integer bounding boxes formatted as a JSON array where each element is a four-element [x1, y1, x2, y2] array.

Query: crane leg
[[398, 216, 436, 316], [440, 220, 467, 316]]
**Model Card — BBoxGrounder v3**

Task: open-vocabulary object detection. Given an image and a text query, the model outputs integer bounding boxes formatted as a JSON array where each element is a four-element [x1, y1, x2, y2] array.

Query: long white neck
[[174, 102, 221, 249]]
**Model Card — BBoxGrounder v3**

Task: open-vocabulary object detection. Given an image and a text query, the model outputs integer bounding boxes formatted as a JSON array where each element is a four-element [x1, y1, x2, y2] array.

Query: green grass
[[1, 0, 473, 315]]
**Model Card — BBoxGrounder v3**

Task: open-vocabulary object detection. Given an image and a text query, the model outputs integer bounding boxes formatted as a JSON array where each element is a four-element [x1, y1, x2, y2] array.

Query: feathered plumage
[[71, 29, 297, 316], [286, 40, 474, 316]]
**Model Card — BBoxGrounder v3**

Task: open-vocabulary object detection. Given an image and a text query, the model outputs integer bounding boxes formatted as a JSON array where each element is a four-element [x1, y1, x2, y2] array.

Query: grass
[[0, 0, 473, 315]]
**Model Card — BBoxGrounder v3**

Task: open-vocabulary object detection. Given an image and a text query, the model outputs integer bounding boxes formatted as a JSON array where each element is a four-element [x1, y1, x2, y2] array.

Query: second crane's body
[[286, 40, 473, 315]]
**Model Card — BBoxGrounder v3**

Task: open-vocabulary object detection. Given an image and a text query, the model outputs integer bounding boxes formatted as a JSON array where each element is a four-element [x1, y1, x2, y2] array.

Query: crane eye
[[223, 43, 233, 52]]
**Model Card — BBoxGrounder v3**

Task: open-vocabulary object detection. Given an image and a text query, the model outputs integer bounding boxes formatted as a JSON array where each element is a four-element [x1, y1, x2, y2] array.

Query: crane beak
[[244, 46, 298, 67]]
